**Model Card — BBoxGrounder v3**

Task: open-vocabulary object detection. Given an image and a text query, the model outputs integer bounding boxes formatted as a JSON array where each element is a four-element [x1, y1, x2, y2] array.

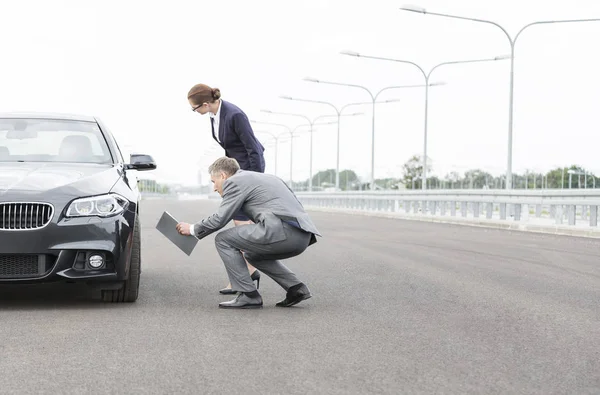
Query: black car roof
[[0, 112, 97, 123]]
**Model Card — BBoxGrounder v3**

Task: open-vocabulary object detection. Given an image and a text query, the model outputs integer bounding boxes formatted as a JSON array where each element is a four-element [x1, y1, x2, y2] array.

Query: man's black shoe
[[219, 292, 263, 309], [276, 283, 312, 307]]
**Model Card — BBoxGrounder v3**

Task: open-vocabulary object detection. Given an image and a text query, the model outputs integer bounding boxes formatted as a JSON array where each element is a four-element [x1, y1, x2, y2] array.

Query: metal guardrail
[[294, 190, 600, 227]]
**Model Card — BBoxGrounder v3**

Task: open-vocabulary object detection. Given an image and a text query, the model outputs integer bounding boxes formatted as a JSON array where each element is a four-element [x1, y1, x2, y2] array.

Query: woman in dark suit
[[188, 83, 266, 294]]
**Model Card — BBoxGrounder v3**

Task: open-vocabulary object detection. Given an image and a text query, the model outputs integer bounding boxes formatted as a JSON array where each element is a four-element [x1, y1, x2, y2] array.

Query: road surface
[[0, 198, 598, 394]]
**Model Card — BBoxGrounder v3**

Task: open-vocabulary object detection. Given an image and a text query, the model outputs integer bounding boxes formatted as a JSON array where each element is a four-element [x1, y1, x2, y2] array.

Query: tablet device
[[155, 211, 199, 256]]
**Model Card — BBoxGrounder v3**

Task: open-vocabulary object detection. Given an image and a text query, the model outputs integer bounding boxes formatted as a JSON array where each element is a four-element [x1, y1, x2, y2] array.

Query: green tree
[[545, 167, 568, 188], [374, 177, 404, 189], [138, 179, 170, 194], [309, 169, 359, 190], [521, 169, 546, 189], [425, 176, 444, 189], [402, 155, 432, 189], [312, 169, 335, 187], [339, 169, 359, 190], [444, 172, 461, 189], [138, 179, 157, 192], [543, 165, 596, 189], [463, 169, 494, 189]]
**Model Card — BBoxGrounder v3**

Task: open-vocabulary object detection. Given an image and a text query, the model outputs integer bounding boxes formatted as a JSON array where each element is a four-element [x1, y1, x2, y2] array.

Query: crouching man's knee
[[214, 228, 236, 250], [214, 230, 226, 246]]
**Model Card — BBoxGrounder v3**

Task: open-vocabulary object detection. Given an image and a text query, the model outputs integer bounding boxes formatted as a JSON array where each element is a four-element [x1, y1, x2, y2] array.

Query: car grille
[[0, 254, 52, 278], [0, 202, 54, 230]]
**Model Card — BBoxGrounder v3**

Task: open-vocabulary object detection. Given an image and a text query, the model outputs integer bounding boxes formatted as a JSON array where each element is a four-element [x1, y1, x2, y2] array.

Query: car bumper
[[0, 210, 135, 284]]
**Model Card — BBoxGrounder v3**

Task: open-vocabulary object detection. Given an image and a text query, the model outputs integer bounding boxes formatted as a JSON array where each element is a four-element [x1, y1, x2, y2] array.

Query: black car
[[0, 112, 156, 302]]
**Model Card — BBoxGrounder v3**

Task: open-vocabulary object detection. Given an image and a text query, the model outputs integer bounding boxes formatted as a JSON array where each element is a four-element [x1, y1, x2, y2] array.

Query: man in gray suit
[[176, 156, 321, 309]]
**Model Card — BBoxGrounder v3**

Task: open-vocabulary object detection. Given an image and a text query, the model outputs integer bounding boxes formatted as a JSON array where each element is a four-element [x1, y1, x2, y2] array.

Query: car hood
[[0, 162, 121, 199]]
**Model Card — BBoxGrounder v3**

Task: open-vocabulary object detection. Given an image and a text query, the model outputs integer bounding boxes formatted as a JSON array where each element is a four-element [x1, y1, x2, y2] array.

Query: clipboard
[[155, 211, 199, 256]]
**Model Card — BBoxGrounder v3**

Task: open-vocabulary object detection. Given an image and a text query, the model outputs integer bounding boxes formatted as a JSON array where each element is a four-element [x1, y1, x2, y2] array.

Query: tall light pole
[[287, 82, 439, 190], [278, 97, 402, 190], [341, 50, 508, 190], [399, 4, 600, 189], [250, 120, 295, 187], [254, 130, 281, 176], [261, 110, 362, 191]]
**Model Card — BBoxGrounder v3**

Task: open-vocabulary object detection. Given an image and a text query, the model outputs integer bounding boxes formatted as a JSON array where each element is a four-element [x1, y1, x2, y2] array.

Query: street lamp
[[279, 97, 402, 190], [567, 169, 594, 189], [291, 120, 338, 190], [399, 4, 600, 189], [251, 119, 336, 189], [250, 120, 295, 187], [261, 110, 362, 191], [341, 50, 508, 190], [279, 96, 404, 190], [288, 81, 438, 190], [254, 130, 282, 176], [567, 169, 581, 189]]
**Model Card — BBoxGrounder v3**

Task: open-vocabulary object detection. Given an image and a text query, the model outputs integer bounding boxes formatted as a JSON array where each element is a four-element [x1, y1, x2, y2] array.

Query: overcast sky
[[1, 0, 599, 185]]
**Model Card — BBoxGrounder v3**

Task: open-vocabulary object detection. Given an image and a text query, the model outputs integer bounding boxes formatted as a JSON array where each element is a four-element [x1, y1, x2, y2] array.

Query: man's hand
[[176, 222, 192, 236]]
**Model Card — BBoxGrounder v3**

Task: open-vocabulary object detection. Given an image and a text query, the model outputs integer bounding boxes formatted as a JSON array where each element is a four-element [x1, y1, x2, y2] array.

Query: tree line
[[291, 155, 597, 191], [400, 155, 596, 190]]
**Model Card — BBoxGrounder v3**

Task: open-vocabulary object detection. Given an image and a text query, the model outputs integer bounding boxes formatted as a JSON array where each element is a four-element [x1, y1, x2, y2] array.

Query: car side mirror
[[126, 154, 157, 171]]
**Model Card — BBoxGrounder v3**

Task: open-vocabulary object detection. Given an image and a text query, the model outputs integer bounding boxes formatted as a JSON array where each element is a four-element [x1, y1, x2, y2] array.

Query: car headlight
[[66, 194, 129, 218]]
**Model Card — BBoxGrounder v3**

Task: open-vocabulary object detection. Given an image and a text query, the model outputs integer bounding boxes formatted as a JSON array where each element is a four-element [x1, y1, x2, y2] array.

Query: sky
[[0, 0, 599, 185]]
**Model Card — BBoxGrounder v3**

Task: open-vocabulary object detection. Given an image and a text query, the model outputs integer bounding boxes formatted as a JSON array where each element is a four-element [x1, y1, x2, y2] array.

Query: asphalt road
[[1, 198, 599, 394]]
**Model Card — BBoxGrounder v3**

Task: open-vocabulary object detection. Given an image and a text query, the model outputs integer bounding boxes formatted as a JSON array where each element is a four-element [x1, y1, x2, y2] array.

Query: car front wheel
[[102, 216, 141, 303]]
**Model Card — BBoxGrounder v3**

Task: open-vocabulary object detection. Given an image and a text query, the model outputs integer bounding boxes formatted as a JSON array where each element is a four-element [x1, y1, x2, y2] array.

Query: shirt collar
[[209, 100, 222, 119]]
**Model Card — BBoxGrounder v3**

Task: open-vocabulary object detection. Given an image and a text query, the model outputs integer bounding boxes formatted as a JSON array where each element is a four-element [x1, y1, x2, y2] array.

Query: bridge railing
[[294, 190, 600, 227]]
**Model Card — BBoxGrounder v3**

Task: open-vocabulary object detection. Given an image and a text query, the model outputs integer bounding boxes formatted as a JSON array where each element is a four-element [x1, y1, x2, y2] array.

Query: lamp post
[[341, 50, 508, 190], [250, 120, 295, 187], [567, 169, 593, 189], [254, 130, 281, 176], [290, 120, 338, 190], [567, 169, 580, 189], [399, 5, 600, 189], [286, 82, 438, 190], [260, 110, 362, 191], [279, 96, 404, 190]]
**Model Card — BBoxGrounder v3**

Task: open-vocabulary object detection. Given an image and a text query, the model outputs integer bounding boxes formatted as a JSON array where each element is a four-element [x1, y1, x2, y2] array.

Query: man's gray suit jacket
[[193, 170, 321, 245]]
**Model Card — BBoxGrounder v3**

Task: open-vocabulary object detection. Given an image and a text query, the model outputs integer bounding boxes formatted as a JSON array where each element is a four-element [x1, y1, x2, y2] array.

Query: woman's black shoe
[[251, 270, 261, 290], [219, 271, 261, 294]]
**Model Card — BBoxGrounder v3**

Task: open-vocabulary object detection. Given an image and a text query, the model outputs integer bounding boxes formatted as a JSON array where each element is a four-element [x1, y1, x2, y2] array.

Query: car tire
[[102, 216, 141, 303]]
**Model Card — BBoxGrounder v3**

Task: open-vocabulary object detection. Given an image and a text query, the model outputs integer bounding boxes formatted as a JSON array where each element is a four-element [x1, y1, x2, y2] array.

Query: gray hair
[[208, 157, 240, 177]]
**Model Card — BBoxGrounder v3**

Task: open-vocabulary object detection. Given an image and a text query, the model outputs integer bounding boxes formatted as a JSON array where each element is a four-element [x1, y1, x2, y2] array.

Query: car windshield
[[0, 118, 113, 164]]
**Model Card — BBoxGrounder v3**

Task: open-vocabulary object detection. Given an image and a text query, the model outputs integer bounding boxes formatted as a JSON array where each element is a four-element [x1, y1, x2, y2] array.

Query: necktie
[[210, 117, 218, 142]]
